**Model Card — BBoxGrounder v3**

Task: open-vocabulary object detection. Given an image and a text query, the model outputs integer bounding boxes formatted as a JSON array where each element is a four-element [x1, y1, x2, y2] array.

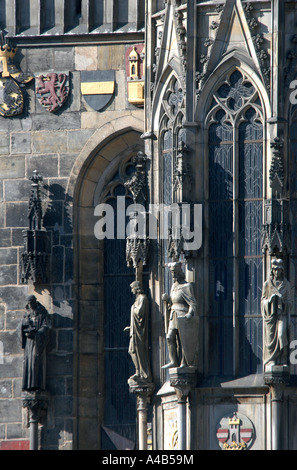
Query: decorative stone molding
[[264, 365, 290, 385], [173, 142, 192, 191], [124, 151, 150, 268], [169, 366, 197, 394], [172, 1, 187, 84], [196, 3, 225, 99], [22, 390, 49, 414], [20, 171, 50, 284], [242, 0, 270, 93], [262, 138, 291, 255], [124, 151, 148, 204]]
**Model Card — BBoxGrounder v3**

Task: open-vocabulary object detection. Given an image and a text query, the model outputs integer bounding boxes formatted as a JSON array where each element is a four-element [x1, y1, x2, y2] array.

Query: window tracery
[[207, 69, 264, 376]]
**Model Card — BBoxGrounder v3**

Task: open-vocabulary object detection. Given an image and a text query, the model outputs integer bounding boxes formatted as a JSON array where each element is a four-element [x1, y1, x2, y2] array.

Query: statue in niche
[[261, 258, 293, 370], [162, 262, 198, 369], [124, 281, 152, 384], [17, 295, 51, 391]]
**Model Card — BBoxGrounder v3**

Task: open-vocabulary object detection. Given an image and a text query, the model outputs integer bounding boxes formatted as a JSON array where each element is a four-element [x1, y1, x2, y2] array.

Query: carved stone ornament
[[242, 1, 270, 92], [20, 171, 50, 284], [172, 2, 187, 84], [124, 151, 150, 268], [124, 151, 148, 204], [169, 366, 197, 393], [173, 143, 192, 191], [36, 72, 70, 113], [196, 4, 225, 98], [126, 231, 150, 269], [0, 30, 33, 117], [22, 390, 49, 413], [216, 412, 255, 450], [262, 138, 291, 255]]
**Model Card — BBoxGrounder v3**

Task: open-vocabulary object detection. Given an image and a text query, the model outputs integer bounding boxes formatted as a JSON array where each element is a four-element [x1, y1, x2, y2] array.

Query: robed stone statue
[[261, 259, 293, 370], [162, 262, 198, 369], [124, 281, 152, 384], [17, 295, 51, 391]]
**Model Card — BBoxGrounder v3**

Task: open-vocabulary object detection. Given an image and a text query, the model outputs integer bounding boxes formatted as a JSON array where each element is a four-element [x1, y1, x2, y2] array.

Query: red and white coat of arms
[[36, 72, 69, 113], [216, 412, 254, 450]]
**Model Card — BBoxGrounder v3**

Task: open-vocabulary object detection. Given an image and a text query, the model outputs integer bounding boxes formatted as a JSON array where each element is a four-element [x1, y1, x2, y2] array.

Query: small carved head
[[168, 261, 185, 281], [26, 295, 37, 310], [130, 281, 143, 294], [271, 258, 284, 281]]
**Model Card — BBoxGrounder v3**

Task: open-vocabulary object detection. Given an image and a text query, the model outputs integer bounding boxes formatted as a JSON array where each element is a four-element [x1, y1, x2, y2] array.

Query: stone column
[[169, 367, 197, 451], [176, 390, 187, 450], [129, 383, 154, 450], [22, 391, 49, 451], [264, 365, 289, 450]]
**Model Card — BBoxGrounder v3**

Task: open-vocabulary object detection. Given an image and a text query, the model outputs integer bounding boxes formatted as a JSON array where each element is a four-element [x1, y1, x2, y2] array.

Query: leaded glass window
[[207, 69, 264, 377], [101, 157, 148, 448], [102, 185, 136, 448]]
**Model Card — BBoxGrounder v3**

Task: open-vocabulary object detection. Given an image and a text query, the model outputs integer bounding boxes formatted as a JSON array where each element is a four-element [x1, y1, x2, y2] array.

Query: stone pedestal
[[22, 391, 49, 451], [264, 365, 289, 450], [264, 364, 290, 385], [169, 367, 197, 450], [129, 380, 154, 450]]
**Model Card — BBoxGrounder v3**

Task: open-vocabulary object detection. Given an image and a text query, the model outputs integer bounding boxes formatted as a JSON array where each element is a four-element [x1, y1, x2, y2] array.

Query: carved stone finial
[[270, 137, 284, 194], [21, 171, 49, 284], [28, 170, 43, 231]]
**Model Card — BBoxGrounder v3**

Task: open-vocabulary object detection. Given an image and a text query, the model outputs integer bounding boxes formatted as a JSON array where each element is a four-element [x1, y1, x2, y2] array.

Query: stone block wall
[[0, 38, 144, 450]]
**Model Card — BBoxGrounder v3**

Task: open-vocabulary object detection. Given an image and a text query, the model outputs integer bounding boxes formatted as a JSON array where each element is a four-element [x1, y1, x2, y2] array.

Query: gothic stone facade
[[1, 0, 297, 451]]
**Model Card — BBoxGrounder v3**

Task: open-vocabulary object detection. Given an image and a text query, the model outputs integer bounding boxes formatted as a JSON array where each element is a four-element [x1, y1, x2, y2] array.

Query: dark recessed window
[[76, 0, 82, 16]]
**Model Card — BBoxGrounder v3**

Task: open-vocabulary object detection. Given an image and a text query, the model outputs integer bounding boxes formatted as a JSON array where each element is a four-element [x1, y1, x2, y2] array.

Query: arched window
[[207, 69, 264, 377], [101, 155, 147, 448]]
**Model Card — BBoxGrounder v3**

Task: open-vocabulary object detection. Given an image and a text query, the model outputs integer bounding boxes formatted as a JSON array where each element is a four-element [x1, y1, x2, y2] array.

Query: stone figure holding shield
[[162, 262, 198, 369]]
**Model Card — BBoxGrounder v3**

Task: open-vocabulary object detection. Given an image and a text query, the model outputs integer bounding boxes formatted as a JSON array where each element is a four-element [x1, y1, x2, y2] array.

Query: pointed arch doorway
[[69, 119, 145, 450]]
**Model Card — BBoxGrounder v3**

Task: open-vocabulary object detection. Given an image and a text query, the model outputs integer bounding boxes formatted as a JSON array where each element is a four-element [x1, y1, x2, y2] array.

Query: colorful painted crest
[[80, 70, 115, 111], [0, 76, 23, 117], [216, 412, 254, 450], [0, 32, 34, 117], [36, 72, 70, 113]]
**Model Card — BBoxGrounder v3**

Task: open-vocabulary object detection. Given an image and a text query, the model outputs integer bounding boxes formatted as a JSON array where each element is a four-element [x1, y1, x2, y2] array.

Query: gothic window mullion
[[233, 121, 240, 377], [207, 69, 264, 378]]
